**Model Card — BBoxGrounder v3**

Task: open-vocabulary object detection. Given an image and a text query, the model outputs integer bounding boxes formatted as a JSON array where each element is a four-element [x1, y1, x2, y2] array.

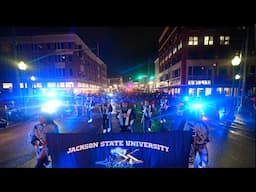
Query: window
[[188, 36, 198, 45], [68, 42, 72, 49], [173, 47, 177, 55], [193, 66, 207, 75], [61, 55, 66, 62], [204, 36, 214, 45], [69, 68, 73, 76], [55, 42, 62, 49], [168, 50, 172, 58], [3, 83, 12, 89], [172, 69, 180, 78], [47, 82, 56, 88], [68, 55, 72, 62], [177, 54, 181, 62], [47, 43, 51, 50], [178, 41, 182, 50], [80, 64, 85, 72], [220, 36, 230, 45], [55, 68, 65, 77], [165, 55, 168, 61], [188, 67, 193, 75]]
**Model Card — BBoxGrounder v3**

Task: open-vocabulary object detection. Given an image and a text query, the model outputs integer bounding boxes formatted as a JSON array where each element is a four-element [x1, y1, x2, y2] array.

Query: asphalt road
[[0, 110, 255, 168]]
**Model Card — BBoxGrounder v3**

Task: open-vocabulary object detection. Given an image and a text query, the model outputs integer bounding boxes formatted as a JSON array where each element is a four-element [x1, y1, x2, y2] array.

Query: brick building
[[0, 33, 107, 98], [156, 26, 256, 97]]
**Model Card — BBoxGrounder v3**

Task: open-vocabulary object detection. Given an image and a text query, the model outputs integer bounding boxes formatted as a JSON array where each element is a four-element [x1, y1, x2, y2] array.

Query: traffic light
[[149, 75, 155, 80]]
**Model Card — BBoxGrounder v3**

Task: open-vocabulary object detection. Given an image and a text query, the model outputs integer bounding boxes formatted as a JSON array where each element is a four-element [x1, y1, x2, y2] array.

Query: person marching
[[116, 100, 136, 133], [100, 98, 113, 134], [141, 99, 153, 132], [30, 113, 59, 168], [159, 96, 169, 129], [85, 95, 94, 123]]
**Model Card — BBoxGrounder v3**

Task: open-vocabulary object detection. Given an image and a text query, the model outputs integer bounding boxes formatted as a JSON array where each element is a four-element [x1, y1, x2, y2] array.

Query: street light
[[235, 74, 241, 80], [231, 55, 241, 66], [18, 61, 27, 71], [30, 76, 36, 81]]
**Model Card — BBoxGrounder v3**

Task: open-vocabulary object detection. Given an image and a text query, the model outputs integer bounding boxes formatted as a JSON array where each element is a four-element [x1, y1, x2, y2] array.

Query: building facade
[[0, 33, 107, 98], [156, 26, 256, 97], [107, 77, 123, 92]]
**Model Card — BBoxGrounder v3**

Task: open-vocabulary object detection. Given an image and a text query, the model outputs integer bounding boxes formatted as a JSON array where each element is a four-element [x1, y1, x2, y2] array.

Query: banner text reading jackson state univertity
[[46, 131, 192, 168]]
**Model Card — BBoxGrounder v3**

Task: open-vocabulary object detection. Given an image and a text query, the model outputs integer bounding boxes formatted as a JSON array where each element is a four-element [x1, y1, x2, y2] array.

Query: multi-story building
[[107, 77, 123, 92], [156, 26, 256, 97], [0, 33, 107, 98]]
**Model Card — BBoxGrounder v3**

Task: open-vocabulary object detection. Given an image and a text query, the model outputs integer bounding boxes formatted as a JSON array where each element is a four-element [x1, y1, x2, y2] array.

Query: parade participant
[[100, 98, 113, 134], [85, 95, 94, 123], [159, 96, 169, 128], [190, 124, 210, 168], [30, 113, 59, 168], [116, 100, 136, 132], [141, 99, 153, 132]]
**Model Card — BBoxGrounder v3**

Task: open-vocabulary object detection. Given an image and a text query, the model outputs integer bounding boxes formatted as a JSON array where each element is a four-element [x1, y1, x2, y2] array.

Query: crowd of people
[[30, 91, 252, 168]]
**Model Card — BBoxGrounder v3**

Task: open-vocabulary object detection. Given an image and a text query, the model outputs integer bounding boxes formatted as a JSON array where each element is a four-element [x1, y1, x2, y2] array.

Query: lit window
[[188, 36, 198, 45], [168, 51, 172, 58], [3, 83, 13, 89], [173, 47, 177, 54], [178, 41, 182, 50], [220, 36, 230, 45], [47, 82, 56, 88], [66, 82, 74, 88], [60, 82, 65, 88], [35, 83, 42, 88], [204, 36, 214, 45]]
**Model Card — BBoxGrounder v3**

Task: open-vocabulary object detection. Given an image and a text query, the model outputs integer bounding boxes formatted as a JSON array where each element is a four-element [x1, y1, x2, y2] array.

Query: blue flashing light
[[192, 103, 203, 109], [41, 100, 63, 114], [184, 96, 189, 102], [41, 88, 58, 97], [107, 93, 114, 98]]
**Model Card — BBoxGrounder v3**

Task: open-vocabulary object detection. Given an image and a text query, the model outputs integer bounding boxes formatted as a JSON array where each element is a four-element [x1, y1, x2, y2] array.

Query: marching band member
[[116, 100, 136, 132], [141, 99, 153, 132], [159, 96, 168, 125], [100, 98, 113, 134], [85, 96, 94, 123]]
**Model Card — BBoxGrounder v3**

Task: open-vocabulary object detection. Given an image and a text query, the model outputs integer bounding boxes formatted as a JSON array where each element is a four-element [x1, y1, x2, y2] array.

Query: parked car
[[0, 118, 8, 128]]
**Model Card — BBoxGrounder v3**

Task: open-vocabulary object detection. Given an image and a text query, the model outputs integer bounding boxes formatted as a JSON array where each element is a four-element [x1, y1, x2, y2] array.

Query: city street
[[0, 109, 255, 168]]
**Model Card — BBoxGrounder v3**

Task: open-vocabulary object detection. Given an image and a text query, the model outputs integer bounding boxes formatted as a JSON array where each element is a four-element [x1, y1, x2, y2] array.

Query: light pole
[[17, 61, 28, 109], [231, 54, 241, 111]]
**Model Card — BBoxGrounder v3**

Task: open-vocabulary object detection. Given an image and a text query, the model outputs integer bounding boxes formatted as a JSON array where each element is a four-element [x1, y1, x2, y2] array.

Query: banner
[[47, 131, 192, 168]]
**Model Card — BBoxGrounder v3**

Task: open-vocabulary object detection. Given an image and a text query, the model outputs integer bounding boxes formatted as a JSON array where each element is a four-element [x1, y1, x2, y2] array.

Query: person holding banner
[[31, 113, 59, 168], [117, 100, 136, 132]]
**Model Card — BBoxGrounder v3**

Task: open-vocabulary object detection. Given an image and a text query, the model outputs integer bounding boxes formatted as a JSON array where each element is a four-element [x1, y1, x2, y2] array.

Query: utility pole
[[239, 26, 249, 112]]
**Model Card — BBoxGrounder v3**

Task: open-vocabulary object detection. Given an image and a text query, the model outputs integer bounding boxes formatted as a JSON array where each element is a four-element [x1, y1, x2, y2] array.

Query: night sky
[[0, 27, 164, 79]]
